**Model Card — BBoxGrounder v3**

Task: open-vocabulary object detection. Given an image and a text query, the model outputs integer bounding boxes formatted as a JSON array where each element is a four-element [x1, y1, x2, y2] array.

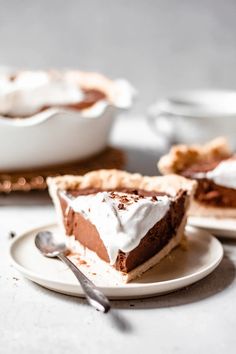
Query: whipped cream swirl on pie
[[0, 70, 135, 118], [67, 191, 170, 264], [193, 159, 236, 190], [0, 71, 84, 117]]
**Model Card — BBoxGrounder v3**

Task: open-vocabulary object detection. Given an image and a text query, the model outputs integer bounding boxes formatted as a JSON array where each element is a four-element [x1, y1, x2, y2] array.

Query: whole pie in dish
[[47, 169, 196, 283], [158, 137, 236, 218]]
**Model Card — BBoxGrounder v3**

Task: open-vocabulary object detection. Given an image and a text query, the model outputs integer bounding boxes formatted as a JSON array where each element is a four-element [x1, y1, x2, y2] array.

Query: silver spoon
[[35, 231, 111, 313]]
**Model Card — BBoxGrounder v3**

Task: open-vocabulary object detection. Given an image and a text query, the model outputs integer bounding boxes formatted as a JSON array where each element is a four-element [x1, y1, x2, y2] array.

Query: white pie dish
[[0, 70, 135, 171]]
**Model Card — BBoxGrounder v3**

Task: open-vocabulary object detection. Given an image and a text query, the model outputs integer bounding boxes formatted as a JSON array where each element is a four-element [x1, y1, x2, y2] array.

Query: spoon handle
[[58, 253, 111, 313]]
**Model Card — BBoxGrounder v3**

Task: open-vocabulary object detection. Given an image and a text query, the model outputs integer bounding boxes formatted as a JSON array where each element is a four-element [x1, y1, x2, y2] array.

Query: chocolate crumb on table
[[79, 259, 87, 265], [9, 231, 16, 239]]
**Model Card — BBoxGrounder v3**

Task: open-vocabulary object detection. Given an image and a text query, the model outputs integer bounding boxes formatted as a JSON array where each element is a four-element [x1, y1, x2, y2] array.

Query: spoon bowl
[[35, 231, 67, 257], [35, 230, 111, 313]]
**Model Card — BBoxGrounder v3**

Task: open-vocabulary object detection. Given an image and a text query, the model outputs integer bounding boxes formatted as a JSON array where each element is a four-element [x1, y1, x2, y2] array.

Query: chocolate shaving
[[118, 203, 125, 210], [120, 196, 129, 203]]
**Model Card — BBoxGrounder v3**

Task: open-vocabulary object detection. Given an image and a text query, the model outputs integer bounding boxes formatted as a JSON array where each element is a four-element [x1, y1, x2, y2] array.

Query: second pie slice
[[158, 137, 236, 218], [47, 170, 196, 283]]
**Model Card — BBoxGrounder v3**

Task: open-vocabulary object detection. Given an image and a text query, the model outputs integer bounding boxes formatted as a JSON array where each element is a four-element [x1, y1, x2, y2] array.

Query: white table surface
[[1, 117, 236, 354]]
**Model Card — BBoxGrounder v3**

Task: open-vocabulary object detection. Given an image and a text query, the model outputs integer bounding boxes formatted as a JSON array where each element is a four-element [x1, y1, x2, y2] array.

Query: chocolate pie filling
[[58, 188, 187, 273], [63, 89, 106, 111], [181, 157, 236, 208]]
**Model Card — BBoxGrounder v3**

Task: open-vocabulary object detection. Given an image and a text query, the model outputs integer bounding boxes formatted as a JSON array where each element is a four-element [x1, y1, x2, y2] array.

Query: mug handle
[[147, 106, 177, 145]]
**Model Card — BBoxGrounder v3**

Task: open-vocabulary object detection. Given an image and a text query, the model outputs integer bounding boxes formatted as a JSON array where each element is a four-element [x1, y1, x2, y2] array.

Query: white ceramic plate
[[9, 224, 223, 299], [189, 217, 236, 239]]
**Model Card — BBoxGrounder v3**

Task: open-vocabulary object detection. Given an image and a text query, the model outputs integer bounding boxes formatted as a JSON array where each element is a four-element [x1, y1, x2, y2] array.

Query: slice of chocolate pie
[[47, 169, 196, 282], [158, 137, 236, 218]]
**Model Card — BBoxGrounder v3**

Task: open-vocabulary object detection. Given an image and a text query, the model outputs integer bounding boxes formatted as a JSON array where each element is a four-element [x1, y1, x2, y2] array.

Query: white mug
[[148, 90, 236, 148]]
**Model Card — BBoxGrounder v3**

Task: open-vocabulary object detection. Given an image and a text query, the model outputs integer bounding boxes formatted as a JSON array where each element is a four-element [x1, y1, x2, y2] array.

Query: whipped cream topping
[[194, 158, 236, 189], [0, 70, 135, 118], [67, 191, 170, 264], [0, 71, 84, 117]]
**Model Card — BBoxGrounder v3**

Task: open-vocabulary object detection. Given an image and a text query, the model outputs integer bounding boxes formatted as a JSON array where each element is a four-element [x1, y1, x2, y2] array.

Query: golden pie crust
[[158, 137, 231, 175], [47, 169, 196, 197]]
